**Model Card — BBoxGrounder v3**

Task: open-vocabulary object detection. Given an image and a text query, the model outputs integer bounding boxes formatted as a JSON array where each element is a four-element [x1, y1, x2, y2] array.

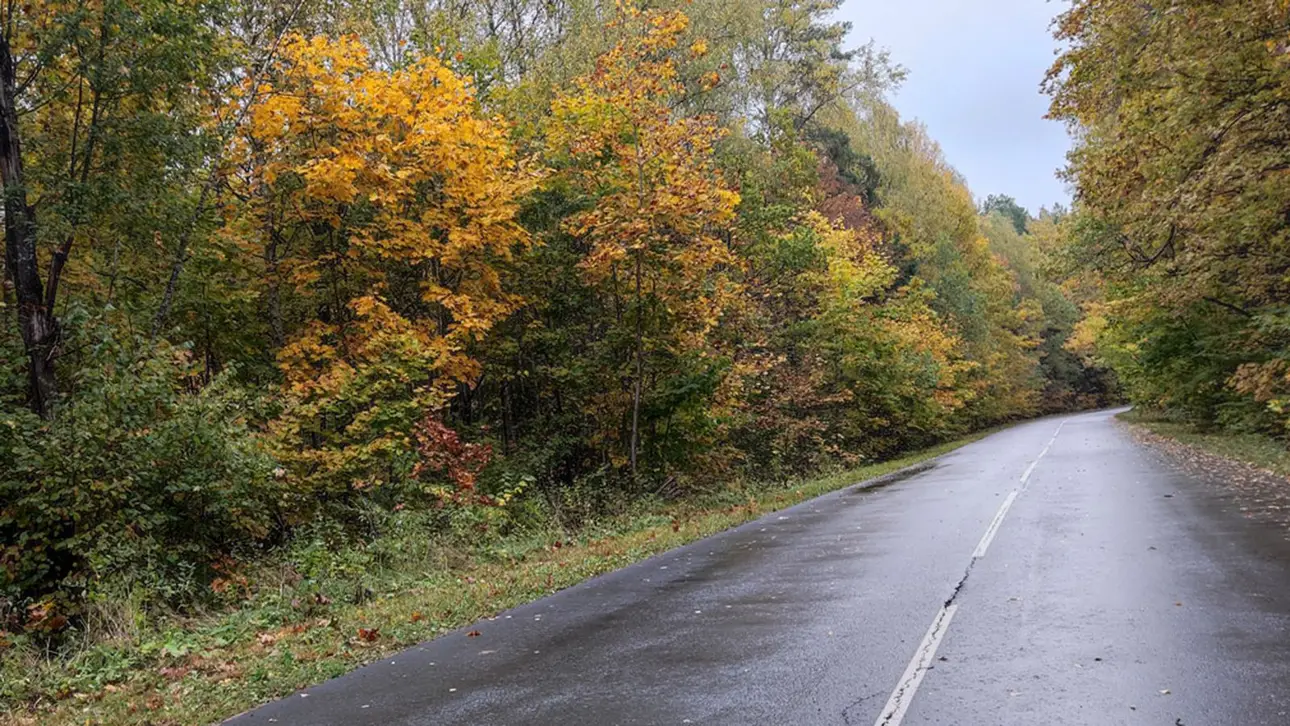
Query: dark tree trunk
[[266, 229, 286, 348], [629, 252, 643, 477], [502, 378, 515, 455], [0, 31, 56, 418]]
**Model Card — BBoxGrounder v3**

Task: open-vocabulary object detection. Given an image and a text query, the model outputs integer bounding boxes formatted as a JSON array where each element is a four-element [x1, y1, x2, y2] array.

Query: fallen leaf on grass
[[410, 611, 424, 623], [357, 628, 380, 642]]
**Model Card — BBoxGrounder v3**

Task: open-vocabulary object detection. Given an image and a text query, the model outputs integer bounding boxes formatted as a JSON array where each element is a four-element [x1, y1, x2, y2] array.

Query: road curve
[[229, 409, 1290, 725]]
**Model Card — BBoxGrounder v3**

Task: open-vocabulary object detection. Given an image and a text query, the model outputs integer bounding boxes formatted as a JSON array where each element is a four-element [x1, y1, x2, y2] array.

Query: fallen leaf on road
[[466, 630, 482, 637]]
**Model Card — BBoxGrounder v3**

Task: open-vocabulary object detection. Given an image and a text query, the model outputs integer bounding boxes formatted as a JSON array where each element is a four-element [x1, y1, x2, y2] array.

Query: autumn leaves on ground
[[5, 0, 1279, 724]]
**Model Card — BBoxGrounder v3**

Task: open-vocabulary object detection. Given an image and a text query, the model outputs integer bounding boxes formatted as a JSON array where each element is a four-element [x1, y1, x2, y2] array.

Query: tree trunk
[[629, 251, 643, 477], [0, 32, 56, 418], [502, 378, 515, 455], [266, 229, 286, 348]]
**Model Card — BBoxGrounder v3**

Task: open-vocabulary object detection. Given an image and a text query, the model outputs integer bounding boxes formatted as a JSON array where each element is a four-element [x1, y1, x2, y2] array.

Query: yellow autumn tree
[[225, 35, 535, 499], [801, 212, 968, 450], [545, 6, 741, 476]]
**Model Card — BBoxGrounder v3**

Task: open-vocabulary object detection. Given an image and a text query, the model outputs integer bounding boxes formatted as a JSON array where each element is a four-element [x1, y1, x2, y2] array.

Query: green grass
[[1118, 409, 1290, 476], [0, 430, 993, 726]]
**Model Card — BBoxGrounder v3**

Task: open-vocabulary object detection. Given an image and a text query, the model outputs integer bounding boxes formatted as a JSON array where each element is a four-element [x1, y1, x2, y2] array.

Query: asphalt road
[[229, 409, 1290, 725]]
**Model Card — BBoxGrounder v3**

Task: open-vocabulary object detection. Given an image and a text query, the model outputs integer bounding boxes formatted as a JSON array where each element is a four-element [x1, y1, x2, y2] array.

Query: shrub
[[0, 319, 278, 613]]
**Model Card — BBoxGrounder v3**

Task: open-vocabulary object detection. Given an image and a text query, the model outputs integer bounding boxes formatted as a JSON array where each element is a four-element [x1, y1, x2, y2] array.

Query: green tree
[[1, 0, 224, 418], [1046, 0, 1290, 430], [982, 194, 1029, 235]]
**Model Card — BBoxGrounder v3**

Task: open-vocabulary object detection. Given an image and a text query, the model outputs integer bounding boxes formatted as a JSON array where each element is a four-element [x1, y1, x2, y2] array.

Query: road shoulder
[[1120, 412, 1290, 544]]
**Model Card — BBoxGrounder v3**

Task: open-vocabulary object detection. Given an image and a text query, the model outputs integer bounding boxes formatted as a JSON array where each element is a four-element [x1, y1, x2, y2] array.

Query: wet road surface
[[229, 409, 1290, 725]]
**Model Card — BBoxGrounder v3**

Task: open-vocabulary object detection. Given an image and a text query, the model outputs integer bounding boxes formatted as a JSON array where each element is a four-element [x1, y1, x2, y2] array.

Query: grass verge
[[1, 430, 993, 726], [1117, 409, 1290, 477]]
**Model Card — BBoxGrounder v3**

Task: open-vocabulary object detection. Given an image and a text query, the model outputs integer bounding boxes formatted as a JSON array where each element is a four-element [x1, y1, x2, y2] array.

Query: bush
[[0, 319, 279, 613]]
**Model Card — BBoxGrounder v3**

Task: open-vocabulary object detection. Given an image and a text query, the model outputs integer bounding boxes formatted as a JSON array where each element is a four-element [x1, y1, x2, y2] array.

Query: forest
[[1046, 0, 1290, 438], [0, 0, 1126, 720]]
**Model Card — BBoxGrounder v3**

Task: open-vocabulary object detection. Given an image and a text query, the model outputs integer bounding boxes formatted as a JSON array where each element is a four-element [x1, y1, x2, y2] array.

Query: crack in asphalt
[[943, 561, 973, 609], [874, 557, 976, 725], [840, 690, 885, 725], [873, 609, 951, 725]]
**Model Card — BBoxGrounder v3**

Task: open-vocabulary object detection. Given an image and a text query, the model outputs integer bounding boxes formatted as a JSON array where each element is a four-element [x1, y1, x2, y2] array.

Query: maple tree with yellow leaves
[[225, 34, 537, 496], [547, 6, 741, 475]]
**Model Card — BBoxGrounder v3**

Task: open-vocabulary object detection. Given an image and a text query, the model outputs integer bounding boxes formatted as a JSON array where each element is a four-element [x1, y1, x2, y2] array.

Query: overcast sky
[[838, 0, 1072, 213]]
